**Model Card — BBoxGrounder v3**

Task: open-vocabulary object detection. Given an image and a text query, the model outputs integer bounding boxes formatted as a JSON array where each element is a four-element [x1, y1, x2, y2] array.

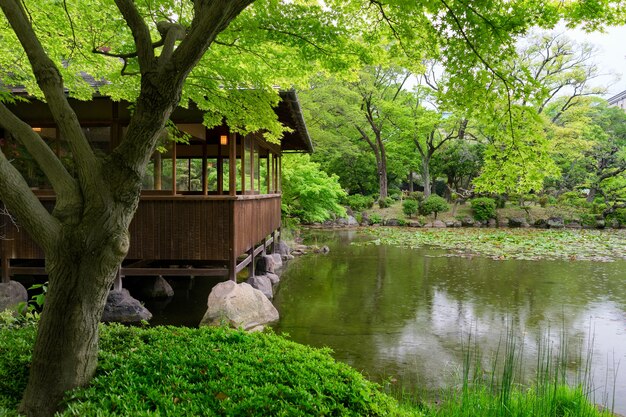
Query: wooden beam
[[250, 139, 254, 193], [121, 267, 229, 277], [228, 199, 237, 281], [202, 134, 208, 195], [266, 156, 270, 194], [172, 141, 177, 195], [217, 136, 223, 194], [240, 135, 246, 195]]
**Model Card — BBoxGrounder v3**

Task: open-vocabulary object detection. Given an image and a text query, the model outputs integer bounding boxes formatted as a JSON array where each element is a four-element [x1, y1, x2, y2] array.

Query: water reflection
[[273, 230, 626, 414]]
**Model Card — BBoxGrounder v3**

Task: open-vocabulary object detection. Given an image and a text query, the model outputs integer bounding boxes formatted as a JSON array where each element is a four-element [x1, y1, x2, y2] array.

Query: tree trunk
[[586, 186, 597, 203], [18, 214, 129, 417], [378, 159, 388, 199], [422, 157, 431, 198], [408, 172, 414, 193]]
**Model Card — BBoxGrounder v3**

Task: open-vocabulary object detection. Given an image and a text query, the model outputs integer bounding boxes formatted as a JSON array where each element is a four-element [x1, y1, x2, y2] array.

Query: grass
[[359, 227, 626, 261]]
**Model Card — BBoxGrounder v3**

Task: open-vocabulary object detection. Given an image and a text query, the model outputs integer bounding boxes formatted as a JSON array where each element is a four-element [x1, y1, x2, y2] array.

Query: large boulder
[[246, 275, 274, 300], [461, 217, 475, 227], [432, 220, 447, 228], [266, 273, 280, 285], [200, 281, 279, 330], [347, 216, 359, 226], [275, 241, 291, 257], [565, 221, 582, 229], [508, 217, 529, 228], [255, 255, 276, 275], [384, 218, 400, 226], [102, 289, 152, 323], [140, 276, 174, 299], [546, 217, 564, 229], [0, 281, 28, 313], [270, 253, 283, 269]]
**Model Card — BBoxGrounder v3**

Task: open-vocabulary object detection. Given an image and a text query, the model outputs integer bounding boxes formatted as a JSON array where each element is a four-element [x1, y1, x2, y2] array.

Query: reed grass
[[394, 326, 616, 417]]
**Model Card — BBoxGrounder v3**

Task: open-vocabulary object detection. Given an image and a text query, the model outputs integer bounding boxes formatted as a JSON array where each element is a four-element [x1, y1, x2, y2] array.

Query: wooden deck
[[0, 194, 281, 281]]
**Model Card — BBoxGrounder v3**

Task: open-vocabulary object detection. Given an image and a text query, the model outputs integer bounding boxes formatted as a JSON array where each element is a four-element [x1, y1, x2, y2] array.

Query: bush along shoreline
[[0, 313, 620, 417]]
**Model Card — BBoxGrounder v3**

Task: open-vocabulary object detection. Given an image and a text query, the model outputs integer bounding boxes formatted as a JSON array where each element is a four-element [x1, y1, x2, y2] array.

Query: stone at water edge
[[247, 275, 274, 300], [546, 217, 564, 229], [276, 241, 291, 257], [432, 220, 446, 228], [102, 289, 152, 323], [0, 281, 28, 313], [255, 255, 276, 275], [266, 273, 280, 285], [270, 253, 283, 268], [200, 281, 279, 330], [140, 275, 174, 299]]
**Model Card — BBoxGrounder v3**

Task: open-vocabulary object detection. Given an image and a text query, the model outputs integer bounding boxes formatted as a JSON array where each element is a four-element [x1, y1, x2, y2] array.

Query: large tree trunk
[[378, 159, 388, 199], [421, 157, 431, 198], [18, 208, 130, 417]]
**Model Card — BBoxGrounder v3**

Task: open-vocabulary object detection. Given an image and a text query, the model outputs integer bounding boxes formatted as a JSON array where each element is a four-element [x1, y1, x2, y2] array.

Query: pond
[[272, 229, 626, 414], [148, 228, 626, 414]]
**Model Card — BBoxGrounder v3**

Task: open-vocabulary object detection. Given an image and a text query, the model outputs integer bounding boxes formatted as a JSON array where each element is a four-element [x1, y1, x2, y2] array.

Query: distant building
[[608, 90, 626, 110]]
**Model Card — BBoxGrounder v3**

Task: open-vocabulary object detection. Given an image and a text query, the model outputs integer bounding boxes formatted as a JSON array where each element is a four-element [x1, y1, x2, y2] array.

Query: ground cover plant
[[0, 319, 418, 417], [359, 227, 626, 261]]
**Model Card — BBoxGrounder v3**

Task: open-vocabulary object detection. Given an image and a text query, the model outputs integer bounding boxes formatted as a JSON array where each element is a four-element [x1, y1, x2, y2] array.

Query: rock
[[291, 250, 305, 256], [0, 281, 28, 313], [102, 289, 152, 323], [199, 281, 279, 330], [487, 219, 497, 228], [461, 217, 475, 227], [275, 241, 291, 257], [565, 221, 582, 229], [546, 217, 564, 229], [384, 219, 400, 226], [407, 220, 422, 227], [610, 219, 621, 229], [270, 253, 283, 268], [282, 254, 295, 261], [534, 219, 548, 229], [445, 221, 455, 228], [266, 273, 280, 285], [432, 220, 447, 228], [508, 217, 529, 228], [360, 212, 369, 225], [423, 222, 433, 228], [336, 217, 349, 226], [320, 245, 330, 254], [141, 276, 174, 299], [246, 275, 273, 300], [497, 218, 509, 228], [595, 219, 606, 229], [453, 221, 463, 228], [256, 255, 276, 275], [347, 216, 359, 226]]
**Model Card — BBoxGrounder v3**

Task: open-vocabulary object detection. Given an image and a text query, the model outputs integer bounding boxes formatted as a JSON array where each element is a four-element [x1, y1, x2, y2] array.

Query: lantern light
[[32, 127, 42, 132], [220, 135, 228, 145]]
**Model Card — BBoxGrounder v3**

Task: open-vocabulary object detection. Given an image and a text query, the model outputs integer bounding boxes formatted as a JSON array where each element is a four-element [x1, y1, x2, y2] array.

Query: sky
[[564, 24, 626, 98]]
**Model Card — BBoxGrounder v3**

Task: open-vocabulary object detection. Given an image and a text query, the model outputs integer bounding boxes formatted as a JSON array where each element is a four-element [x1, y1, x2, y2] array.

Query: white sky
[[564, 24, 626, 98]]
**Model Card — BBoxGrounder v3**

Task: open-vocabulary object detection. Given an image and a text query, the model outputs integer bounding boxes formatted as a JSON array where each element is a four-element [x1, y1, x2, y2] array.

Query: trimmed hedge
[[470, 197, 497, 221], [0, 320, 419, 417]]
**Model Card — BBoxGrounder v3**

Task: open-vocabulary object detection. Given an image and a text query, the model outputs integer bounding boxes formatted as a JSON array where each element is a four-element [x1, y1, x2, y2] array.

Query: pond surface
[[147, 228, 626, 414], [272, 229, 626, 414]]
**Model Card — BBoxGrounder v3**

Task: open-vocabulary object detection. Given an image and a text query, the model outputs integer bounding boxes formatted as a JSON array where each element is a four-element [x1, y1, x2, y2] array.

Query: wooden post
[[262, 237, 267, 255], [1, 256, 9, 283], [202, 137, 208, 195], [278, 155, 282, 192], [172, 142, 177, 195], [266, 155, 270, 194], [229, 132, 236, 196], [270, 230, 276, 254], [228, 200, 237, 281], [250, 140, 255, 193], [113, 267, 123, 291], [247, 247, 255, 277], [217, 136, 224, 194], [240, 136, 246, 195]]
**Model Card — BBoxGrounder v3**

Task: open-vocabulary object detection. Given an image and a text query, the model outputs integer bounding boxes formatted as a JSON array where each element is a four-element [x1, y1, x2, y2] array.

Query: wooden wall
[[233, 195, 281, 256]]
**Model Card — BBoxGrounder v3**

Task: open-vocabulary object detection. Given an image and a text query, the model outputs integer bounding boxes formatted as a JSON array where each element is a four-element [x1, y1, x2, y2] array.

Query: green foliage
[[369, 213, 383, 225], [378, 196, 395, 209], [281, 154, 347, 224], [0, 324, 417, 417], [558, 192, 588, 208], [344, 194, 375, 211], [419, 195, 449, 219], [470, 197, 497, 221], [406, 192, 424, 202], [402, 200, 419, 218]]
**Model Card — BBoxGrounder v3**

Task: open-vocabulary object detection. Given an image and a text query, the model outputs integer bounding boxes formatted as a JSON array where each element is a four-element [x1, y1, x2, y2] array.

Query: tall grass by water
[[393, 326, 617, 417]]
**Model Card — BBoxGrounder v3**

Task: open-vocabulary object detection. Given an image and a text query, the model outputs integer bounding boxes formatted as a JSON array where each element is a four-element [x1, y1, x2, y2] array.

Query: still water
[[149, 229, 626, 413], [272, 230, 626, 414]]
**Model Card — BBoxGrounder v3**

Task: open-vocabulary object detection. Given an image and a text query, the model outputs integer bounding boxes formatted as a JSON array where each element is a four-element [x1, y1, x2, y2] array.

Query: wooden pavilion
[[0, 91, 312, 284]]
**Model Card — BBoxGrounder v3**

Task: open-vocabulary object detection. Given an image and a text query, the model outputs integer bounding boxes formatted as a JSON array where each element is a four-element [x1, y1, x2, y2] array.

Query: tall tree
[[0, 1, 620, 416]]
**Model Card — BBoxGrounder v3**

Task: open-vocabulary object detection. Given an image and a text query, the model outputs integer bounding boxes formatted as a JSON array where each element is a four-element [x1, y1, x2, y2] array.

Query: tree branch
[[0, 0, 101, 201], [0, 103, 78, 200], [113, 0, 156, 73], [0, 150, 60, 252]]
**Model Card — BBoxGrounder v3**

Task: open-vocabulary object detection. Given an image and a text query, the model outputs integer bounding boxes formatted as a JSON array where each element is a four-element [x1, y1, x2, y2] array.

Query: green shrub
[[344, 194, 374, 211], [406, 191, 424, 202], [558, 192, 588, 208], [378, 196, 394, 209], [402, 200, 419, 218], [579, 213, 597, 227], [470, 197, 496, 221], [419, 195, 449, 219], [369, 213, 383, 225], [0, 324, 416, 417]]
